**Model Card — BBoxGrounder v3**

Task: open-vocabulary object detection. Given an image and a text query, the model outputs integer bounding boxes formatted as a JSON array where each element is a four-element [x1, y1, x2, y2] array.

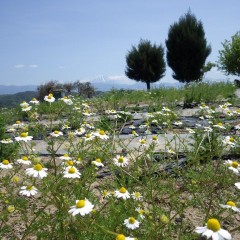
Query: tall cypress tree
[[166, 11, 211, 83], [125, 39, 166, 90]]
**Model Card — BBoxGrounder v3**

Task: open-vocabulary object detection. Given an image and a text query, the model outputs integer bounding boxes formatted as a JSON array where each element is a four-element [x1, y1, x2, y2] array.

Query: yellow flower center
[[231, 161, 239, 168], [66, 160, 74, 166], [26, 185, 33, 190], [207, 218, 221, 232], [152, 136, 157, 141], [116, 234, 126, 240], [33, 164, 43, 171], [226, 201, 236, 207], [86, 133, 91, 138], [68, 167, 76, 174], [140, 139, 146, 144], [118, 156, 124, 163], [64, 154, 69, 157], [20, 132, 28, 137], [134, 192, 141, 198], [138, 209, 144, 214], [16, 120, 21, 124], [119, 187, 127, 193], [23, 105, 29, 109], [32, 98, 37, 101], [103, 190, 108, 197], [99, 130, 105, 135], [229, 137, 234, 142], [129, 217, 136, 224], [22, 156, 28, 161], [76, 200, 86, 208], [48, 94, 53, 99], [132, 130, 137, 135], [54, 130, 59, 134], [217, 123, 223, 126], [96, 158, 101, 163], [2, 160, 9, 165]]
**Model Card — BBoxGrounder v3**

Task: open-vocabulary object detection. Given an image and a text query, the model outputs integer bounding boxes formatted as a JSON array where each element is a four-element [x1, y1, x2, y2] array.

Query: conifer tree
[[125, 39, 166, 90], [166, 11, 211, 83]]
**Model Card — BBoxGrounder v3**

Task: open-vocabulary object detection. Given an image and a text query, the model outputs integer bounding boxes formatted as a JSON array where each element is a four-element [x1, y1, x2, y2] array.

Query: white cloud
[[14, 64, 25, 68], [29, 64, 38, 68], [58, 66, 66, 69]]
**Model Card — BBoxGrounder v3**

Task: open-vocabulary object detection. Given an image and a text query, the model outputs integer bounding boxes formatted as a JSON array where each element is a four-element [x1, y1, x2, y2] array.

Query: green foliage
[[166, 11, 211, 83], [0, 91, 37, 108], [125, 39, 166, 90], [0, 115, 19, 160], [218, 31, 240, 76]]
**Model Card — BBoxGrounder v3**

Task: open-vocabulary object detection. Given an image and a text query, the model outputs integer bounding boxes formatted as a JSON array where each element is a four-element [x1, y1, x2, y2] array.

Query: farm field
[[1, 82, 240, 240]]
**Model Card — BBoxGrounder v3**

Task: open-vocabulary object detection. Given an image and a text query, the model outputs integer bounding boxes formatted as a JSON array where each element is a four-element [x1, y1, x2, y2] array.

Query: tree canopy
[[166, 11, 211, 83], [125, 39, 166, 90], [218, 32, 240, 77]]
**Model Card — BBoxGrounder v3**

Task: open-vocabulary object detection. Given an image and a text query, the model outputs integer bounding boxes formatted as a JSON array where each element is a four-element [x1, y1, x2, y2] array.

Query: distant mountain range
[[0, 81, 181, 95]]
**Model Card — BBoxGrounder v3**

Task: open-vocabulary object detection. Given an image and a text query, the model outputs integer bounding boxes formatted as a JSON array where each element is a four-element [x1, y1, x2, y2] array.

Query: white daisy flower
[[115, 187, 130, 200], [50, 130, 63, 137], [74, 127, 86, 136], [68, 199, 94, 216], [93, 130, 109, 140], [29, 98, 39, 105], [102, 190, 111, 198], [222, 136, 236, 148], [83, 110, 93, 116], [195, 218, 232, 240], [136, 207, 145, 219], [199, 104, 209, 110], [61, 96, 73, 105], [124, 217, 140, 230], [213, 123, 226, 129], [151, 135, 159, 143], [13, 120, 24, 128], [173, 121, 183, 126], [59, 154, 72, 161], [131, 192, 143, 201], [20, 101, 29, 107], [131, 130, 139, 137], [22, 104, 32, 111], [0, 159, 13, 169], [186, 128, 195, 134], [235, 182, 240, 189], [0, 138, 13, 144], [44, 93, 55, 103], [139, 138, 147, 147], [113, 155, 129, 167], [91, 158, 104, 167], [25, 164, 48, 179], [224, 160, 240, 175], [204, 126, 213, 132], [63, 166, 81, 178], [82, 133, 95, 141], [19, 185, 38, 197], [129, 125, 136, 129], [15, 132, 33, 142], [115, 234, 135, 240], [220, 201, 240, 212], [17, 156, 32, 165]]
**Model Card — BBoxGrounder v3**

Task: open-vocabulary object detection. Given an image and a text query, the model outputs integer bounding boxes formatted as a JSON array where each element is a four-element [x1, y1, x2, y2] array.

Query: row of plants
[[0, 85, 239, 239]]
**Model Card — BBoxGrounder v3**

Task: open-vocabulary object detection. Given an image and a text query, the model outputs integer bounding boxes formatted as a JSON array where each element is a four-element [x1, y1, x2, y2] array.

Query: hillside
[[0, 91, 37, 108]]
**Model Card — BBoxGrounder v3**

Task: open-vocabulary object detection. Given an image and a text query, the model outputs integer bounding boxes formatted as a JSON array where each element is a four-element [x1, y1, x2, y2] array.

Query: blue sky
[[0, 0, 239, 86]]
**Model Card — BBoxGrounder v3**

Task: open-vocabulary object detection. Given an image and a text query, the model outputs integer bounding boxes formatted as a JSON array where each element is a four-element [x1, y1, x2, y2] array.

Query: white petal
[[218, 229, 232, 240], [203, 229, 214, 238], [212, 232, 220, 240]]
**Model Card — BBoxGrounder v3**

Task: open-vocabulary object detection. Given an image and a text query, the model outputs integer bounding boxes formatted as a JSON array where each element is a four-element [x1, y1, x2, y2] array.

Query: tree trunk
[[146, 82, 151, 90]]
